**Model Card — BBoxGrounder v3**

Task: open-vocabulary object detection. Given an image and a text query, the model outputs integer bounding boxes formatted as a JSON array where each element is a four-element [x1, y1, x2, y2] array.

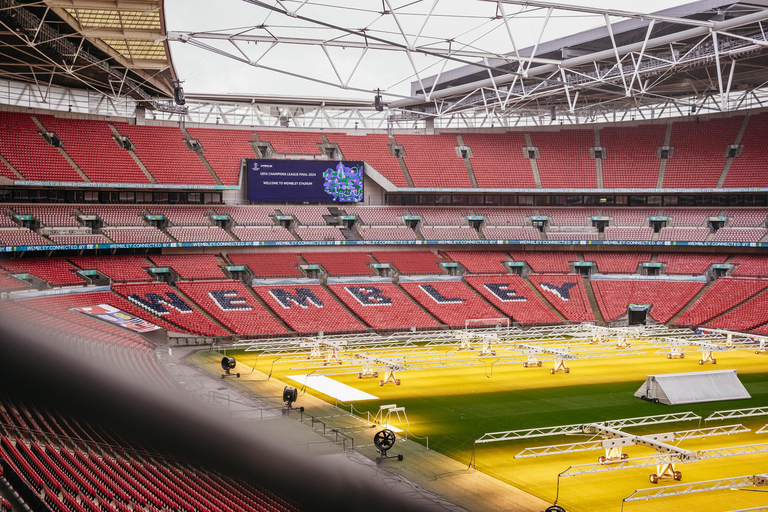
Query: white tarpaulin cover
[[634, 370, 751, 405]]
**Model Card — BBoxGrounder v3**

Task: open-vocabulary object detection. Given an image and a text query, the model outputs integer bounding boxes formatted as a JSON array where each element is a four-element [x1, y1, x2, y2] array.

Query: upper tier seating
[[508, 251, 577, 273], [213, 206, 276, 225], [186, 127, 254, 185], [146, 206, 212, 226], [541, 208, 597, 226], [399, 281, 502, 328], [473, 208, 529, 226], [461, 132, 537, 188], [37, 115, 149, 184], [257, 131, 322, 155], [530, 130, 597, 188], [0, 112, 82, 182], [723, 112, 768, 188], [344, 206, 405, 225], [665, 208, 720, 227], [0, 229, 51, 247], [395, 134, 471, 187], [0, 212, 16, 227], [295, 226, 345, 241], [603, 208, 657, 226], [358, 226, 417, 241], [370, 251, 444, 274], [252, 284, 366, 334], [658, 228, 709, 242], [731, 254, 768, 277], [663, 117, 742, 188], [176, 280, 289, 336], [79, 205, 146, 226], [149, 254, 226, 280], [421, 226, 479, 240], [112, 123, 214, 184], [604, 227, 653, 241], [657, 253, 728, 274], [712, 228, 767, 243], [101, 228, 172, 244], [727, 208, 768, 227], [167, 227, 234, 243], [0, 258, 83, 286], [232, 226, 294, 242], [704, 289, 768, 331], [482, 227, 541, 240], [592, 279, 704, 323], [600, 125, 665, 188], [673, 277, 768, 327], [112, 282, 229, 336], [300, 252, 374, 276], [13, 205, 79, 227], [582, 252, 652, 273], [528, 274, 595, 322], [442, 251, 511, 274], [327, 282, 442, 331], [227, 252, 304, 278], [409, 207, 468, 226], [69, 255, 152, 282], [464, 275, 563, 324], [327, 133, 407, 187]]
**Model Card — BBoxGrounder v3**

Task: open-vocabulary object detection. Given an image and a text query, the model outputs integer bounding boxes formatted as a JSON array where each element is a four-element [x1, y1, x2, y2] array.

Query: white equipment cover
[[634, 370, 751, 405]]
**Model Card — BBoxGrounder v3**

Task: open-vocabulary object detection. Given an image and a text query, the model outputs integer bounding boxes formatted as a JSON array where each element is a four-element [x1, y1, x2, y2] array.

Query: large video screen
[[247, 159, 364, 203]]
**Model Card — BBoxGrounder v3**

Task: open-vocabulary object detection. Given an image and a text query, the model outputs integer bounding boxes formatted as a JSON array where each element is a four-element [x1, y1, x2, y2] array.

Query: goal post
[[465, 318, 511, 331]]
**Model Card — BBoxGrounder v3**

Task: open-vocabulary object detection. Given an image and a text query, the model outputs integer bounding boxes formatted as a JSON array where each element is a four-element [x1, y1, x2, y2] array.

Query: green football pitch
[[201, 342, 768, 512]]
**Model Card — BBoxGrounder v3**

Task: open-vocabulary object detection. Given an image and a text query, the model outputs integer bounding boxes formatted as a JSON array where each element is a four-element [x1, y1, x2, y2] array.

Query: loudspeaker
[[174, 85, 186, 106], [374, 93, 383, 112], [550, 105, 556, 121]]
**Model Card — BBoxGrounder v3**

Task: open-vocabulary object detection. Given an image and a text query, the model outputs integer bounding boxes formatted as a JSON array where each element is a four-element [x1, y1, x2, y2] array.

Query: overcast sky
[[165, 0, 697, 101]]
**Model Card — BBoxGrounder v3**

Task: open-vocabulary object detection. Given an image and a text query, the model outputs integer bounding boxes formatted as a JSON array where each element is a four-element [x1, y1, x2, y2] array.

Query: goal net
[[465, 318, 510, 331]]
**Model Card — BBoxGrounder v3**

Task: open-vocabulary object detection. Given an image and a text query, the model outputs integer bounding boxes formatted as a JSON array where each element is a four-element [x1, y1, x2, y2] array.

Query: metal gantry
[[624, 474, 768, 502]]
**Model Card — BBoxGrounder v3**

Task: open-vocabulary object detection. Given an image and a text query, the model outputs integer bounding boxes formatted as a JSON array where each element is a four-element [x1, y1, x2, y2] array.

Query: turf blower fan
[[220, 357, 240, 379], [373, 428, 403, 465]]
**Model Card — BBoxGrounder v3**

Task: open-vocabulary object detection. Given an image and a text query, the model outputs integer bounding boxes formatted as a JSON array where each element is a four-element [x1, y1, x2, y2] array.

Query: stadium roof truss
[[161, 0, 768, 128]]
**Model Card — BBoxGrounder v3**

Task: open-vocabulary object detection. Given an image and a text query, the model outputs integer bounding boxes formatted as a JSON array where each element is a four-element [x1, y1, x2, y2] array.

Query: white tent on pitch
[[635, 370, 751, 405]]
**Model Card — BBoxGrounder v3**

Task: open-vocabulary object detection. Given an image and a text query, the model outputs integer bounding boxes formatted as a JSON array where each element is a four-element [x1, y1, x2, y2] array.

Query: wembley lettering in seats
[[269, 288, 325, 309], [127, 292, 194, 315], [345, 286, 393, 306], [484, 283, 527, 302], [540, 282, 578, 301], [419, 284, 464, 304], [208, 290, 253, 311]]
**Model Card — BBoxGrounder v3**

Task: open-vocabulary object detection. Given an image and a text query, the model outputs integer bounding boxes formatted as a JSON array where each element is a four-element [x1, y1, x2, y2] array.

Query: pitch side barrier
[[2, 238, 767, 253]]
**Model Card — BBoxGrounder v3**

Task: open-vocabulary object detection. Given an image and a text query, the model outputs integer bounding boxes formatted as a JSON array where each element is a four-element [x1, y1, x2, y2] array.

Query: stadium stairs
[[666, 280, 716, 325], [179, 126, 223, 186], [581, 276, 605, 323]]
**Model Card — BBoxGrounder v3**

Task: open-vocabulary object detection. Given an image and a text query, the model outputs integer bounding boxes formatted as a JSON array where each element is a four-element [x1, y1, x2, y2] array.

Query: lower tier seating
[[508, 251, 577, 273], [370, 251, 444, 274], [582, 252, 652, 273], [527, 274, 595, 322], [149, 254, 227, 280], [673, 277, 768, 327], [731, 254, 768, 277], [464, 275, 563, 324], [69, 256, 152, 282], [227, 252, 304, 278], [328, 282, 442, 331], [442, 251, 511, 274], [300, 252, 374, 276], [399, 281, 503, 328], [704, 289, 768, 332], [657, 253, 728, 274], [0, 258, 83, 287], [252, 284, 367, 334], [592, 279, 704, 323]]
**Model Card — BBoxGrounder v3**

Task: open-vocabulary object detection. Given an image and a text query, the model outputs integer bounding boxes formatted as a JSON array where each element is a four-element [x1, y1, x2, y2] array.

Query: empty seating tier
[[101, 228, 172, 244], [603, 208, 657, 226], [279, 206, 330, 226], [541, 208, 597, 227], [112, 282, 229, 336], [658, 228, 709, 242], [167, 227, 234, 243], [327, 133, 407, 187], [530, 130, 597, 188], [370, 251, 444, 274], [186, 127, 255, 185], [213, 206, 276, 226], [731, 255, 768, 277], [80, 206, 147, 226], [673, 277, 768, 327], [465, 275, 563, 324], [49, 234, 112, 245], [149, 254, 226, 280], [69, 256, 152, 282], [508, 251, 577, 273], [399, 281, 502, 328], [421, 226, 479, 240], [295, 226, 345, 241], [726, 208, 768, 227], [358, 226, 417, 241], [177, 280, 289, 336], [328, 282, 442, 331], [13, 205, 79, 227], [656, 253, 728, 274], [592, 279, 704, 323], [442, 251, 511, 274], [227, 252, 303, 278], [257, 130, 323, 155], [546, 232, 598, 240], [723, 112, 768, 188], [482, 227, 541, 240], [300, 252, 373, 276], [473, 208, 529, 226], [600, 125, 665, 188], [0, 229, 51, 247], [528, 274, 595, 322], [233, 227, 294, 242], [395, 134, 470, 188], [462, 132, 537, 188], [582, 252, 651, 273], [0, 258, 83, 286], [704, 289, 768, 332], [344, 206, 405, 226], [712, 228, 767, 243], [604, 227, 653, 241], [146, 206, 212, 226], [409, 207, 468, 226], [252, 284, 366, 334]]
